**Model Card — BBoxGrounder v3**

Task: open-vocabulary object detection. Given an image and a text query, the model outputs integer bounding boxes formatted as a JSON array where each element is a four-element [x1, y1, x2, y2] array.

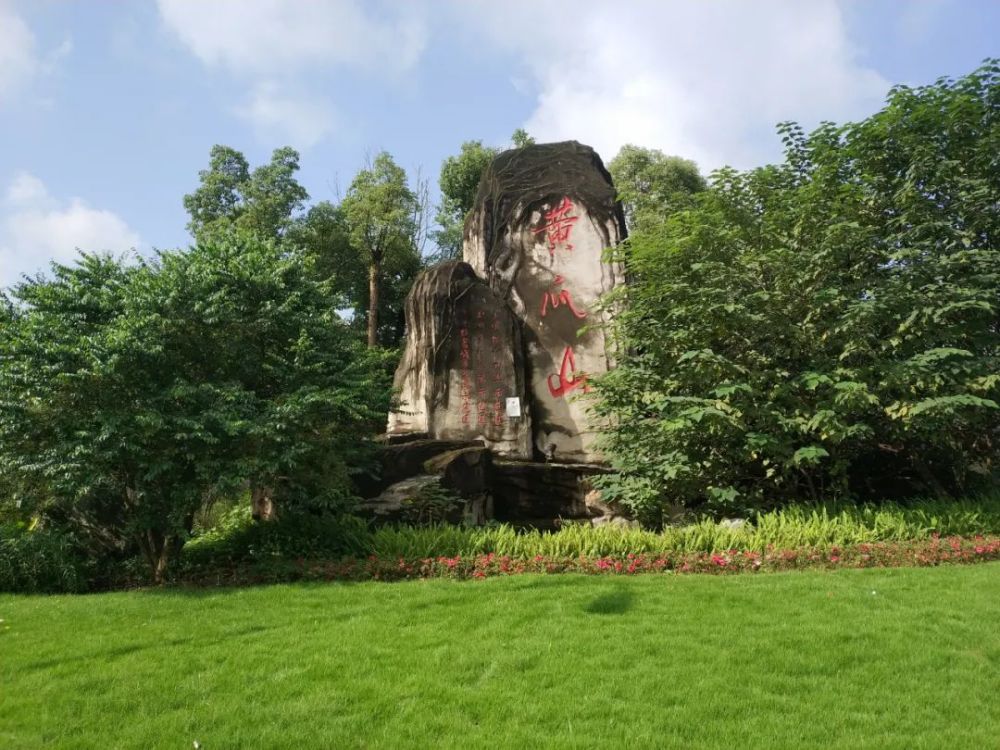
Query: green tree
[[341, 152, 424, 348], [183, 145, 309, 242], [0, 238, 393, 580], [594, 62, 1000, 522], [286, 200, 362, 309], [433, 140, 497, 259], [608, 145, 706, 232], [511, 128, 536, 148]]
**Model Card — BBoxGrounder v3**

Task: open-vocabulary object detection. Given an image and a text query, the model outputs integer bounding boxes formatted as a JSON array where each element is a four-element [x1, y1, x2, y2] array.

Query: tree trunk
[[367, 260, 381, 348], [251, 484, 277, 521], [137, 529, 171, 585]]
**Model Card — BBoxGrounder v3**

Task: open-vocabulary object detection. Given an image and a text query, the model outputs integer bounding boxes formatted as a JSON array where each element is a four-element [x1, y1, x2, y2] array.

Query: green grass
[[3, 564, 999, 749]]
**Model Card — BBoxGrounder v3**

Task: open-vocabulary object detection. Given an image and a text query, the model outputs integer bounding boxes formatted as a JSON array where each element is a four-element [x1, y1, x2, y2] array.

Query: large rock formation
[[386, 140, 626, 483], [463, 141, 627, 462]]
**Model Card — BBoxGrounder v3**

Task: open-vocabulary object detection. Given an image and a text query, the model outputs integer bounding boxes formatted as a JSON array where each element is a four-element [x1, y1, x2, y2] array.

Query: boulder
[[423, 445, 492, 498], [584, 489, 638, 528], [358, 475, 442, 524], [718, 518, 749, 531], [387, 261, 532, 457], [425, 445, 493, 525], [356, 438, 481, 498], [490, 458, 615, 529], [463, 141, 627, 462], [358, 471, 491, 527], [358, 444, 495, 526]]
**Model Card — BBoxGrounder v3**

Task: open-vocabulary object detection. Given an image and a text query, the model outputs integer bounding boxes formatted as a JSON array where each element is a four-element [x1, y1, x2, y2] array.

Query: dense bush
[[0, 237, 392, 581], [180, 506, 372, 568], [8, 495, 999, 590], [594, 62, 1000, 522], [0, 524, 93, 594]]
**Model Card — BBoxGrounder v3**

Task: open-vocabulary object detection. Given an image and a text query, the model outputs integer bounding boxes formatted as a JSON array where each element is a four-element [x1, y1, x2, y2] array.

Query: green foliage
[[399, 483, 463, 525], [185, 144, 424, 349], [510, 128, 536, 148], [180, 505, 371, 567], [0, 236, 392, 580], [371, 495, 1000, 560], [433, 140, 497, 259], [594, 62, 1000, 521], [285, 200, 361, 309], [184, 145, 309, 243], [0, 523, 92, 593], [608, 144, 706, 232]]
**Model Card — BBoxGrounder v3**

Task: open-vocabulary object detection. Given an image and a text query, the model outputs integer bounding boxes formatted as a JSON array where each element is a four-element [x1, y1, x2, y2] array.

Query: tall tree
[[433, 140, 497, 259], [341, 152, 423, 348], [286, 200, 362, 309], [183, 145, 309, 242], [608, 145, 706, 232]]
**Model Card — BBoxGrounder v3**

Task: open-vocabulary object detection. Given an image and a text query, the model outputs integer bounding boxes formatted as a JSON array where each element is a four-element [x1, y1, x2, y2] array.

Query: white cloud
[[452, 0, 891, 170], [158, 0, 425, 76], [157, 0, 427, 146], [0, 1, 40, 105], [0, 172, 140, 287], [235, 82, 337, 149], [5, 172, 51, 208]]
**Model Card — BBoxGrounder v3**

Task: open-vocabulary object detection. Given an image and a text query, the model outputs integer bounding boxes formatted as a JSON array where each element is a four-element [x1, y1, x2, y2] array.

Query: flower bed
[[173, 534, 1000, 587]]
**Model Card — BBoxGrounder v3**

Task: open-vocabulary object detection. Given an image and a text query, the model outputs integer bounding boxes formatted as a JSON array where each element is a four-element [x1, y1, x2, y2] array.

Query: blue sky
[[1, 0, 997, 287]]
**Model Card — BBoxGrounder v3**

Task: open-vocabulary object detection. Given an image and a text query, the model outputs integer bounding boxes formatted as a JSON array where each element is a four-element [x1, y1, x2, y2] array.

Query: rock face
[[387, 261, 531, 457], [490, 459, 613, 529], [463, 141, 626, 462], [358, 445, 494, 526], [356, 437, 482, 499], [359, 448, 625, 529]]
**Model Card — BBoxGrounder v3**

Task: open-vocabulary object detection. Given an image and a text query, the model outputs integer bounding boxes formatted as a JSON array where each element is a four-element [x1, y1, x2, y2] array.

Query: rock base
[[358, 437, 630, 528]]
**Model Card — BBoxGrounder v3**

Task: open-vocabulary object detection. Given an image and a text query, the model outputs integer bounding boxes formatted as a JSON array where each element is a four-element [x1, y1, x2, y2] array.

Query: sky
[[0, 0, 998, 288]]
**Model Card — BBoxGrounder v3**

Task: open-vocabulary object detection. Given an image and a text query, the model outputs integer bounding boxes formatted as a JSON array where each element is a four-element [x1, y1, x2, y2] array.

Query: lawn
[[2, 564, 999, 749]]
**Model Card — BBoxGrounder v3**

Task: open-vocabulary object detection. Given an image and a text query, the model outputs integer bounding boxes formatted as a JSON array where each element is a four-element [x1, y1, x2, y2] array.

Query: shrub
[[399, 483, 463, 525], [0, 523, 92, 594], [593, 62, 1000, 521], [180, 506, 372, 569]]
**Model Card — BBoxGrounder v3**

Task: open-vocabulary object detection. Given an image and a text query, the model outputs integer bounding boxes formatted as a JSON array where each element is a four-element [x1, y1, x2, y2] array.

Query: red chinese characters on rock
[[540, 275, 588, 320], [459, 326, 472, 425], [547, 345, 591, 398], [459, 303, 509, 435], [474, 309, 488, 427], [491, 312, 505, 426], [532, 197, 593, 401], [532, 196, 579, 258]]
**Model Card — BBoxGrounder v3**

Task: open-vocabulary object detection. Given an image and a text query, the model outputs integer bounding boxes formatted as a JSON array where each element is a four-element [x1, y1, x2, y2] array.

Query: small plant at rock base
[[400, 484, 462, 525]]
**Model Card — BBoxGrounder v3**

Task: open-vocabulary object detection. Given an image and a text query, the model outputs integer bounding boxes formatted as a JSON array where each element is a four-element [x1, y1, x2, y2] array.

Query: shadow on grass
[[133, 572, 596, 599], [18, 624, 276, 673], [583, 585, 634, 615], [133, 579, 368, 599]]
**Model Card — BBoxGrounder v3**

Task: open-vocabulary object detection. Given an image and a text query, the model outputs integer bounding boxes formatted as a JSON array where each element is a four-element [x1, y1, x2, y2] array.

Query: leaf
[[791, 446, 829, 466]]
